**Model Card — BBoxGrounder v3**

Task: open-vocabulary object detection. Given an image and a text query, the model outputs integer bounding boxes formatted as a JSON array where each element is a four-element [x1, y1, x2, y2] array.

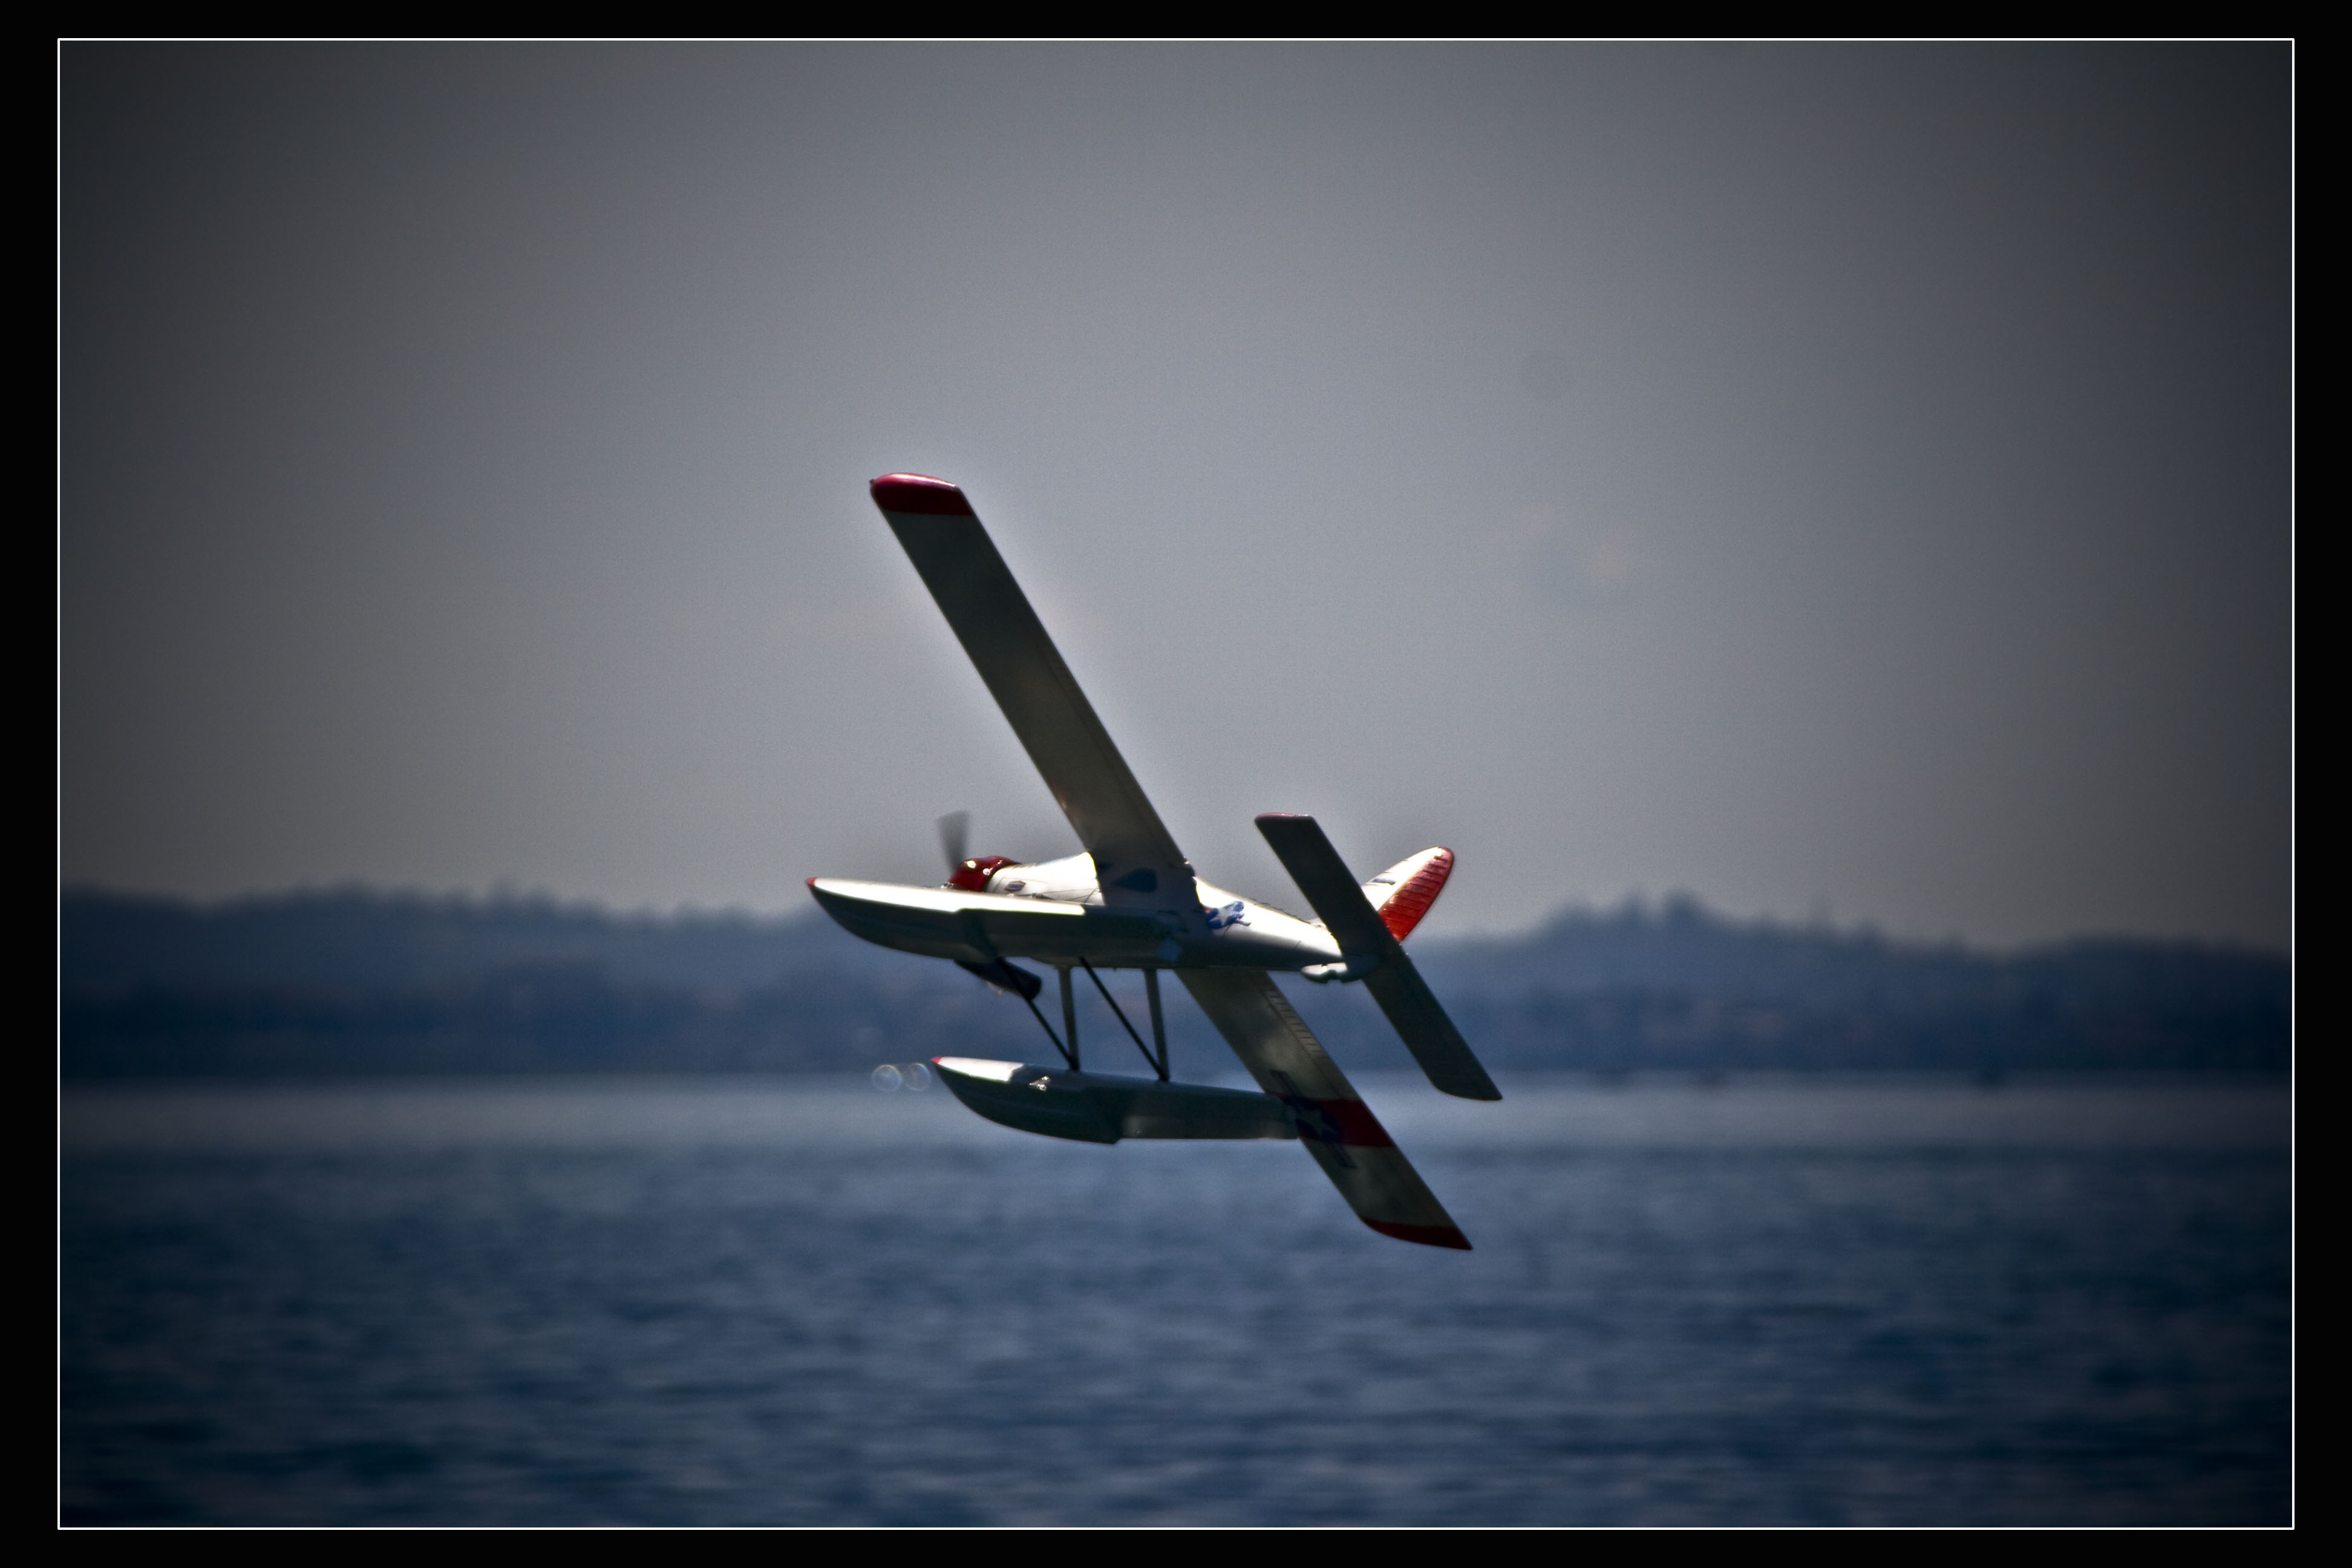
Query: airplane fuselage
[[808, 854, 1344, 972]]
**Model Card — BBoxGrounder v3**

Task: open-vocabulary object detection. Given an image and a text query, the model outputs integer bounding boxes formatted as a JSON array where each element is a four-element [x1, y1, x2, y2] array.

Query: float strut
[[1145, 966, 1170, 1081], [1021, 990, 1077, 1071], [1082, 959, 1161, 1079]]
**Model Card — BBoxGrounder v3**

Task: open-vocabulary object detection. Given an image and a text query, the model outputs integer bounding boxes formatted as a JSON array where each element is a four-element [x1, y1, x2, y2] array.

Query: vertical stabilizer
[[1362, 848, 1454, 942]]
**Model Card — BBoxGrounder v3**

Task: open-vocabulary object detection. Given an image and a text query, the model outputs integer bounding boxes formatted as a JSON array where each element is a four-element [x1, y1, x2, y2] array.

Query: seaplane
[[808, 474, 1500, 1250]]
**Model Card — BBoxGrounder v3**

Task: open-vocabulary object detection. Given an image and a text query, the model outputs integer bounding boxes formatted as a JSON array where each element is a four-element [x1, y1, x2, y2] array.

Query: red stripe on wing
[[1306, 1097, 1396, 1148]]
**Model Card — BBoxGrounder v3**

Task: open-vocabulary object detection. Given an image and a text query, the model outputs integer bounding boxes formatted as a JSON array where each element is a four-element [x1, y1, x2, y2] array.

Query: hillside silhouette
[[60, 888, 2288, 1078]]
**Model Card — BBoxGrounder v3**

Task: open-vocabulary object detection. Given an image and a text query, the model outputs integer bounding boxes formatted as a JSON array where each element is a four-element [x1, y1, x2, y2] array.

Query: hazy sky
[[60, 44, 2291, 947]]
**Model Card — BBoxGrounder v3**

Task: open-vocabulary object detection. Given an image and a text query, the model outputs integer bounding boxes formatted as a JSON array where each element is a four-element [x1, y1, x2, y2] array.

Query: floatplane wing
[[1178, 969, 1471, 1249], [838, 472, 1475, 1250], [869, 474, 1191, 909]]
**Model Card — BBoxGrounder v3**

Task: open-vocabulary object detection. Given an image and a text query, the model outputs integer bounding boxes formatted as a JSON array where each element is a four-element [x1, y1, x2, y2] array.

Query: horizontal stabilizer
[[1255, 814, 1501, 1102]]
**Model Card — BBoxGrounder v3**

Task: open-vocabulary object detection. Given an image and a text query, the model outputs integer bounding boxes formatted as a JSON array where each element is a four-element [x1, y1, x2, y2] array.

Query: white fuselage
[[807, 852, 1348, 972]]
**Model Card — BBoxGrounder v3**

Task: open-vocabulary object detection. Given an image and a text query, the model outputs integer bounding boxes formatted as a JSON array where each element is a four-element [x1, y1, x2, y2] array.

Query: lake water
[[61, 1075, 2292, 1526]]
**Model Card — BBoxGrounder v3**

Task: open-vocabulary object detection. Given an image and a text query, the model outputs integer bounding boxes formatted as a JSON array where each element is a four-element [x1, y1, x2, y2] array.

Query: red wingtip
[[870, 473, 973, 515], [1365, 1219, 1474, 1251]]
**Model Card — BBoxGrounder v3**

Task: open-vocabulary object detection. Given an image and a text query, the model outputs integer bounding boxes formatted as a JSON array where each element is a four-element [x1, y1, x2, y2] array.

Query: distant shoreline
[[61, 888, 2290, 1079]]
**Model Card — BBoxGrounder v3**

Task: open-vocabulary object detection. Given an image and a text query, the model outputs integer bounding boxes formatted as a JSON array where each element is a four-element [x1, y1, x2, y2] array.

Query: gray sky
[[61, 43, 2291, 947]]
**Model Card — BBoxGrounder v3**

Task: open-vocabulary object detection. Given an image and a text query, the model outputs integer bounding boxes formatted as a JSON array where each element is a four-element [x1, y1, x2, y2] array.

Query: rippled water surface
[[62, 1076, 2292, 1525]]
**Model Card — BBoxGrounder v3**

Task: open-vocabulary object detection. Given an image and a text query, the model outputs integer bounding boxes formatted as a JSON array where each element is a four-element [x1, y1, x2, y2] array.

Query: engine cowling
[[947, 855, 1019, 892]]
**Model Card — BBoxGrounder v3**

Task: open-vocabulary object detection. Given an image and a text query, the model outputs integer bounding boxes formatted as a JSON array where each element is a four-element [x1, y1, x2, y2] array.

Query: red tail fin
[[1365, 848, 1453, 942]]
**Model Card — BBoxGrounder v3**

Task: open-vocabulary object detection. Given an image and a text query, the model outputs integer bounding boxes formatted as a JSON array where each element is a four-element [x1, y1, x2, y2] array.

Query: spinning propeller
[[936, 810, 970, 877], [935, 809, 1043, 1001]]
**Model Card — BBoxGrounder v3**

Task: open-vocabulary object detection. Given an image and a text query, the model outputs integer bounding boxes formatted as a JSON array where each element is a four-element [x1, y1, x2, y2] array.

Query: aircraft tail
[[1362, 848, 1454, 942]]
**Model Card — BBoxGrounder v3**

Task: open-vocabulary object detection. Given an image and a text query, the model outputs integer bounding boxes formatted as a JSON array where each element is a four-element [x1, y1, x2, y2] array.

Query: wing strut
[[1023, 986, 1076, 1070], [1082, 959, 1168, 1080]]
